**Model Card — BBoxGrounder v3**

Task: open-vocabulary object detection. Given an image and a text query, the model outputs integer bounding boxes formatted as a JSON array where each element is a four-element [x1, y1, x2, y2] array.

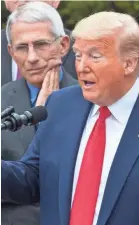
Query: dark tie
[[70, 107, 111, 225]]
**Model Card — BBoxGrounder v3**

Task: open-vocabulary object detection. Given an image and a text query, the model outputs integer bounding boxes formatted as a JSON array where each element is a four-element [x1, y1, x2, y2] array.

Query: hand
[[44, 57, 61, 73], [36, 66, 60, 106]]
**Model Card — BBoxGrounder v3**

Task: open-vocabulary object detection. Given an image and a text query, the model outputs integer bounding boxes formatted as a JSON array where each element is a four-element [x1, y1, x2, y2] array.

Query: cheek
[[13, 56, 28, 76], [75, 61, 79, 72], [13, 55, 23, 66], [14, 56, 25, 71], [43, 48, 60, 61], [105, 61, 124, 82], [95, 60, 124, 82]]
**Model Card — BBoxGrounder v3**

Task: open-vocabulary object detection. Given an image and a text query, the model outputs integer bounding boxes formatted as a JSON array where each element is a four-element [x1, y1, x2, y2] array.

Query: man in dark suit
[[1, 0, 76, 86], [1, 2, 77, 225], [1, 68, 77, 160], [2, 11, 139, 225]]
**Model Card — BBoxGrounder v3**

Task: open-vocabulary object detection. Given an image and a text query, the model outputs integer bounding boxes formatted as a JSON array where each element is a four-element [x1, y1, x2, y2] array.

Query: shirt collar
[[109, 78, 139, 125], [27, 82, 40, 106], [91, 78, 139, 125]]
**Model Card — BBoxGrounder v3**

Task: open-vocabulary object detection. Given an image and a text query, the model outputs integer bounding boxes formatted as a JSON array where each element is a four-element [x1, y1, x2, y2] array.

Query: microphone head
[[25, 106, 48, 124]]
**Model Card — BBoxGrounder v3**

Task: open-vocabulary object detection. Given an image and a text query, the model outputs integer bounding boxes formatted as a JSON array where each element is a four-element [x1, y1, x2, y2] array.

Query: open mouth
[[83, 80, 96, 86]]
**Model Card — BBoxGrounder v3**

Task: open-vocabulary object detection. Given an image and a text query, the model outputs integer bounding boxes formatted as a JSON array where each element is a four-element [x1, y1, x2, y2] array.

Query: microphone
[[1, 106, 48, 132], [1, 106, 15, 119]]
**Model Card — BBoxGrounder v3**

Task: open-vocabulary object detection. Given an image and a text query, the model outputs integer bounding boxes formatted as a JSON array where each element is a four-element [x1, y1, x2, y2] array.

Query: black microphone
[[1, 106, 15, 119], [1, 106, 48, 131]]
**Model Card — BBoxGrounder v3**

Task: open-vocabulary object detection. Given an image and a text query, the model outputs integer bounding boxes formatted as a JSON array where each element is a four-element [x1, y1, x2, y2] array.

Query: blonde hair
[[72, 11, 139, 59]]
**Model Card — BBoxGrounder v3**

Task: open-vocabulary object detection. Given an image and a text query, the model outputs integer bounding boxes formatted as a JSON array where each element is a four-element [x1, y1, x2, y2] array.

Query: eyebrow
[[73, 46, 100, 53], [13, 39, 52, 46]]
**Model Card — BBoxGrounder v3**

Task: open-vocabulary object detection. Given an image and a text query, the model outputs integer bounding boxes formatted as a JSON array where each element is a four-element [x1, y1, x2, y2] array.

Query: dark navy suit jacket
[[2, 85, 139, 225]]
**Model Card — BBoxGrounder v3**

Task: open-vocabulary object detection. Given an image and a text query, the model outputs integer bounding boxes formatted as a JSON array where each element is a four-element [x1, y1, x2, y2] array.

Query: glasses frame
[[11, 36, 61, 56]]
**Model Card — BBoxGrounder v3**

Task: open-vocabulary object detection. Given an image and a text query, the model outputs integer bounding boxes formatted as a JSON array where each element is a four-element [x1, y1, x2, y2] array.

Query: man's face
[[73, 36, 134, 106], [4, 0, 60, 12], [8, 21, 65, 87]]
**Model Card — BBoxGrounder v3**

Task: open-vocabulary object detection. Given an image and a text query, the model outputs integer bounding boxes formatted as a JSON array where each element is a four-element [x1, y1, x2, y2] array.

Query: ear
[[7, 44, 14, 58], [59, 35, 70, 57], [123, 57, 138, 76]]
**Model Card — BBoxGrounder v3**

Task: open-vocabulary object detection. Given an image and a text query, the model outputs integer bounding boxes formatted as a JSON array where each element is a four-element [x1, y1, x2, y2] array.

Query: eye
[[90, 53, 102, 61], [35, 41, 50, 49], [74, 52, 82, 61], [15, 45, 27, 51]]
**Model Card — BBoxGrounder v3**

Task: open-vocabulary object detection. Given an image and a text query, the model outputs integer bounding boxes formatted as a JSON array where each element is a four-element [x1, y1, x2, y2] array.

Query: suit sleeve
[[1, 122, 45, 204]]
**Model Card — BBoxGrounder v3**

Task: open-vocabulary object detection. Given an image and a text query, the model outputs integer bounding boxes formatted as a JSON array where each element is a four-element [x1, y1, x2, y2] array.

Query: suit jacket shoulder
[[46, 85, 89, 117], [60, 68, 78, 89]]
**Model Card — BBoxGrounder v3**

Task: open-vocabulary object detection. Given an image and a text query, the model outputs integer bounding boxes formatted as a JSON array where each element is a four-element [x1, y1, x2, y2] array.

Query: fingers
[[49, 67, 60, 90], [36, 67, 60, 106], [42, 67, 59, 90]]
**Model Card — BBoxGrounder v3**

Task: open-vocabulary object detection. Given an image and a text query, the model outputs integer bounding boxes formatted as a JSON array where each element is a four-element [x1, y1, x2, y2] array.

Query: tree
[[1, 1, 139, 29]]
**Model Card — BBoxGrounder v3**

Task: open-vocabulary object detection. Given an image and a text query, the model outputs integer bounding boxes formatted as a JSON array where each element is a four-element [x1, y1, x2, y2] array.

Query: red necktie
[[70, 107, 111, 225]]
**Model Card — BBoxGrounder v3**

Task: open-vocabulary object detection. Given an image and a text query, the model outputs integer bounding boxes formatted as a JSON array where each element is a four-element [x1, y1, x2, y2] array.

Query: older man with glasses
[[1, 0, 77, 86], [1, 2, 77, 225]]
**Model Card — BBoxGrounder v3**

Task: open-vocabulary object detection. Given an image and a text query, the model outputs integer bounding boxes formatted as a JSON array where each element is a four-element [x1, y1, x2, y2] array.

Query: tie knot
[[99, 106, 111, 121]]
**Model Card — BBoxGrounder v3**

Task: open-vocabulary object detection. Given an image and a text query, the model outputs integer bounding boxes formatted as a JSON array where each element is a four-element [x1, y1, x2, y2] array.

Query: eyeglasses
[[12, 36, 60, 56]]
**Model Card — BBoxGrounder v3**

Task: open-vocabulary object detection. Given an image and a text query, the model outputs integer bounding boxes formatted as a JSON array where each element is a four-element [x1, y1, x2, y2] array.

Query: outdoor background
[[1, 1, 139, 29]]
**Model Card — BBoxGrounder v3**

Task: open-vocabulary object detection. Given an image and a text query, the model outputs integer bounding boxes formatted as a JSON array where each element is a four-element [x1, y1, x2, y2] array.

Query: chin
[[29, 79, 43, 88], [82, 92, 95, 103], [82, 91, 103, 105]]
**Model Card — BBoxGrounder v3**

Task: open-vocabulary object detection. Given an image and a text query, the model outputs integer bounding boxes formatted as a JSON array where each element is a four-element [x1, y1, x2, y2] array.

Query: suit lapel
[[97, 95, 139, 225], [9, 78, 36, 152], [58, 88, 92, 225]]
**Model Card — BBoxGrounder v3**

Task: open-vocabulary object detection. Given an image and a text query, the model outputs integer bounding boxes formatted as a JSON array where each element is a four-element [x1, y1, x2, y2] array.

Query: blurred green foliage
[[1, 1, 9, 28], [1, 1, 139, 29]]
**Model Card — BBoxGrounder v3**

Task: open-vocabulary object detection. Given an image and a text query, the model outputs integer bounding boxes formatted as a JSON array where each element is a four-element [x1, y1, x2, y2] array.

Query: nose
[[26, 45, 39, 64], [76, 56, 90, 73]]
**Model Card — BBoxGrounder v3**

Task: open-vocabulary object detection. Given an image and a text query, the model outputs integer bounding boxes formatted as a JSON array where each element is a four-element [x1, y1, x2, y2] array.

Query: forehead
[[5, 0, 28, 8], [73, 37, 118, 54], [10, 21, 53, 44], [5, 0, 59, 10]]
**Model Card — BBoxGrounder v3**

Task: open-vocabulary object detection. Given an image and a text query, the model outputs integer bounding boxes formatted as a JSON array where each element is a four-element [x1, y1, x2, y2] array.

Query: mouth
[[27, 67, 45, 74], [82, 80, 96, 89]]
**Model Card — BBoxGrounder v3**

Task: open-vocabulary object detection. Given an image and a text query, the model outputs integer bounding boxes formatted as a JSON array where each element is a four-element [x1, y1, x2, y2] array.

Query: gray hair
[[72, 11, 139, 60], [6, 2, 65, 44]]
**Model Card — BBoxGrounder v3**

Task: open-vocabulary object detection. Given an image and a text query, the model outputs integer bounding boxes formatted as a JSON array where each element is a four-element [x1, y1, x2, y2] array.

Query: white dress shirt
[[12, 59, 18, 81], [71, 78, 139, 225]]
